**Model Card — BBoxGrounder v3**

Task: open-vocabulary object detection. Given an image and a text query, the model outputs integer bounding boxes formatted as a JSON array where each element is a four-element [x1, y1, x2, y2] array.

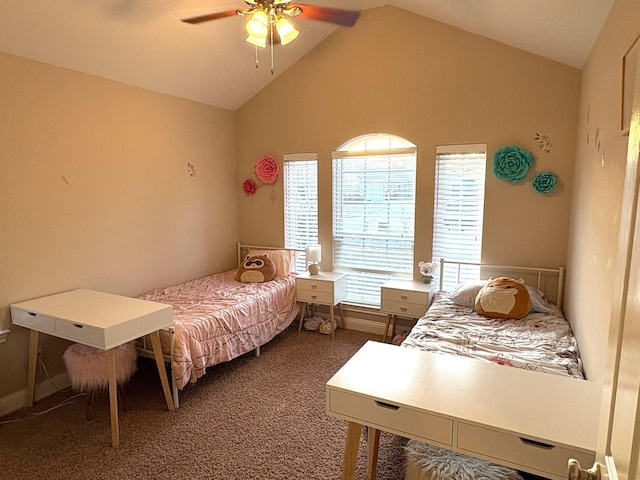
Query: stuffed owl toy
[[235, 255, 276, 283], [474, 277, 531, 320]]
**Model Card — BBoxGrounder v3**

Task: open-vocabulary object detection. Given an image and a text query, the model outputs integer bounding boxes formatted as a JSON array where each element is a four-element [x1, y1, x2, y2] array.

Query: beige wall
[[236, 7, 580, 317], [0, 52, 239, 397], [565, 0, 640, 383]]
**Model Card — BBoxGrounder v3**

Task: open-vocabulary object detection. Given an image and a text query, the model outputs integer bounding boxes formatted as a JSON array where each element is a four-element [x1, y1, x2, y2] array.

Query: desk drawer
[[329, 389, 453, 446], [381, 300, 427, 318], [457, 422, 595, 478], [297, 290, 334, 305], [55, 319, 104, 347], [296, 279, 333, 294], [11, 308, 56, 334], [381, 288, 428, 306]]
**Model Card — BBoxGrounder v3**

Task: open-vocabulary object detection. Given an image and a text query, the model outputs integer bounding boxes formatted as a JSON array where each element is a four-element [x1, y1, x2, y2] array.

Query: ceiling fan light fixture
[[275, 16, 299, 45], [245, 9, 269, 38]]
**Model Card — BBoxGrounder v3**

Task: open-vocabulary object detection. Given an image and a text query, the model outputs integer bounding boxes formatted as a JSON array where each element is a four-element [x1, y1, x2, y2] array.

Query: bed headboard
[[236, 243, 305, 269], [438, 259, 566, 309]]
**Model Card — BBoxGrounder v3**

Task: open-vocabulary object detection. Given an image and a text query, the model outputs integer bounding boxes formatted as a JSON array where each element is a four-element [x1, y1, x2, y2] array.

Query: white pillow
[[448, 281, 486, 308], [247, 249, 299, 277]]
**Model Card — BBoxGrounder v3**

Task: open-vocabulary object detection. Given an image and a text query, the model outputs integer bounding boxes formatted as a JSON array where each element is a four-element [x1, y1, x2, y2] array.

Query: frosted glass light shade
[[245, 10, 269, 38], [276, 17, 299, 45], [246, 34, 267, 48]]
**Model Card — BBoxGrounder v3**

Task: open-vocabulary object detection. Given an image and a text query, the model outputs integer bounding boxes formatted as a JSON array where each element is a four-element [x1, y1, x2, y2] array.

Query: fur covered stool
[[63, 342, 137, 420], [404, 440, 524, 480]]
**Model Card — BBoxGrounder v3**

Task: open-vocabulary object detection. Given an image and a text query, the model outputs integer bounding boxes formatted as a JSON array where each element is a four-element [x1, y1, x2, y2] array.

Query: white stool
[[63, 342, 137, 420], [404, 440, 524, 480]]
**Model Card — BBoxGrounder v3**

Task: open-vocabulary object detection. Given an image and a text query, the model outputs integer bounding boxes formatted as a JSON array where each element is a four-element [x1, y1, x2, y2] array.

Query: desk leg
[[149, 330, 176, 412], [367, 427, 380, 480], [26, 330, 39, 408], [107, 349, 119, 447], [342, 421, 361, 480], [382, 315, 393, 343], [297, 302, 307, 334], [329, 305, 336, 340]]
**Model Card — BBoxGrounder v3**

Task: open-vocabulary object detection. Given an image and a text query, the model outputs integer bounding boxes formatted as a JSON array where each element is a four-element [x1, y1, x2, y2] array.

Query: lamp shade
[[276, 16, 299, 45], [306, 244, 321, 263], [245, 10, 269, 38]]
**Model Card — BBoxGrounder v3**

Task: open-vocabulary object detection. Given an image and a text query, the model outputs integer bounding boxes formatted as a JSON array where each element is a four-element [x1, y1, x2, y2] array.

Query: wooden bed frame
[[438, 259, 566, 309], [137, 243, 302, 408]]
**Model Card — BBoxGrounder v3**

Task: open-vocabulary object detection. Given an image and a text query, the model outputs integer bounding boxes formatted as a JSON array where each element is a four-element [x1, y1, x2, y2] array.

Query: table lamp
[[306, 244, 321, 275]]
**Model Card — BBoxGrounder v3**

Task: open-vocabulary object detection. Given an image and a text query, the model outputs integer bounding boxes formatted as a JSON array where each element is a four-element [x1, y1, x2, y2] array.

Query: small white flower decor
[[418, 261, 438, 284]]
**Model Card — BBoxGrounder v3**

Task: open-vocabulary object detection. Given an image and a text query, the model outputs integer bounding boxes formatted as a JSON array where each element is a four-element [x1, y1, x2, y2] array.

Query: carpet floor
[[0, 327, 408, 479]]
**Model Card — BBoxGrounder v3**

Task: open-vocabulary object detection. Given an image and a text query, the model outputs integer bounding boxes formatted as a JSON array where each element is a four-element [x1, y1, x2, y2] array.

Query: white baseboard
[[0, 372, 70, 417]]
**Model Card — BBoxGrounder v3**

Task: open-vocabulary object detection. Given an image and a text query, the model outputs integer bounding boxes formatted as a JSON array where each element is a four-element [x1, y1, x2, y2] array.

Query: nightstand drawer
[[55, 319, 104, 347], [381, 288, 428, 306], [296, 278, 334, 294], [328, 389, 453, 446], [297, 290, 334, 304], [11, 308, 56, 334], [381, 299, 427, 318], [457, 422, 595, 478]]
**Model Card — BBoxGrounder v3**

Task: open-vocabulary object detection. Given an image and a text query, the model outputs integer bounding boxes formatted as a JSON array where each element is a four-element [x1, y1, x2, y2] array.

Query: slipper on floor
[[303, 316, 323, 331], [318, 319, 336, 335]]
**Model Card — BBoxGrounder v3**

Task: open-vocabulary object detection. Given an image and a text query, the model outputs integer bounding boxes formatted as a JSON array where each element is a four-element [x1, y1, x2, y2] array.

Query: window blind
[[432, 144, 486, 290], [333, 145, 417, 306], [283, 154, 318, 273]]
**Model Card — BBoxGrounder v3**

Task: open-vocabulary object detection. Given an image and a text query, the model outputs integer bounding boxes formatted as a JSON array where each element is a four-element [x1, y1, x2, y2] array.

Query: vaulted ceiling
[[0, 1, 614, 111]]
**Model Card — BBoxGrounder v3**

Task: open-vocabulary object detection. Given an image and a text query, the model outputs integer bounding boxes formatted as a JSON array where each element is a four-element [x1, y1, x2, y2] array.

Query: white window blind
[[333, 135, 417, 306], [432, 144, 487, 290], [284, 153, 318, 273]]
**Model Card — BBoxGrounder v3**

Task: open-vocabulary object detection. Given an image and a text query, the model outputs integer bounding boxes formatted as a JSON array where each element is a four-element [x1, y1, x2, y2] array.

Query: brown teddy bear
[[474, 277, 531, 320], [235, 255, 276, 283]]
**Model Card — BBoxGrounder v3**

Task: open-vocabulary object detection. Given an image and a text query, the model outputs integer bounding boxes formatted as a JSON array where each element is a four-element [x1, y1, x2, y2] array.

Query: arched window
[[332, 133, 417, 306]]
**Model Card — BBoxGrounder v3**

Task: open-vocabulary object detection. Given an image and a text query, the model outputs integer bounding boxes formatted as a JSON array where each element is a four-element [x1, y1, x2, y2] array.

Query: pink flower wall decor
[[242, 178, 258, 196], [255, 155, 279, 184]]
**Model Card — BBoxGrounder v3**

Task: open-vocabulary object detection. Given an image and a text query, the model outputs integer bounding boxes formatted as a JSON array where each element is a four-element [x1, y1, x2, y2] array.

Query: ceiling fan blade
[[181, 9, 239, 24], [291, 4, 360, 27]]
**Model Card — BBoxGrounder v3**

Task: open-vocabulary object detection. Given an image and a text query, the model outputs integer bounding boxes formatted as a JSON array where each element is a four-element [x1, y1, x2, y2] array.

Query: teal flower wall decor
[[532, 172, 557, 194], [492, 145, 534, 183]]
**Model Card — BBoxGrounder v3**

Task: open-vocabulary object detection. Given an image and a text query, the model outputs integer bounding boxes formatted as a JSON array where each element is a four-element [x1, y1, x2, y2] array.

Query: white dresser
[[296, 271, 347, 339], [380, 279, 434, 342]]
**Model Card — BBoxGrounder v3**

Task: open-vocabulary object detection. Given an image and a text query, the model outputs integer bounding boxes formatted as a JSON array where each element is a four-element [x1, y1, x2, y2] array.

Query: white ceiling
[[0, 0, 614, 111]]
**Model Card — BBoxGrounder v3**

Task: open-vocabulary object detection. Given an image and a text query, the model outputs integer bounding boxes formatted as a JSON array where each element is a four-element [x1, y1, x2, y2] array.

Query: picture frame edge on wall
[[621, 34, 640, 135]]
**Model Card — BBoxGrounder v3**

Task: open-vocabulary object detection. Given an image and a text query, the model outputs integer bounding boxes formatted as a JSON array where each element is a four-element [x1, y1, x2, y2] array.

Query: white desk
[[11, 289, 175, 447], [326, 341, 601, 480]]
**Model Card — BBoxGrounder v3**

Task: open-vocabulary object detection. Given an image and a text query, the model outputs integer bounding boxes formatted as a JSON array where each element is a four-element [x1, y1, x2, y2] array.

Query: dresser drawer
[[328, 389, 453, 446], [55, 319, 104, 347], [381, 299, 427, 318], [457, 422, 595, 478], [296, 278, 333, 294], [381, 287, 428, 306], [297, 290, 334, 305], [11, 308, 56, 334]]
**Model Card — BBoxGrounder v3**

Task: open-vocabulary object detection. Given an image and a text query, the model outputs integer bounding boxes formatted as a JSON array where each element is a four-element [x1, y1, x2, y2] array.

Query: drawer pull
[[311, 295, 317, 300], [519, 438, 555, 450], [400, 307, 407, 312], [72, 323, 84, 329], [400, 295, 408, 300], [374, 400, 400, 411], [28, 312, 37, 316], [311, 284, 318, 289]]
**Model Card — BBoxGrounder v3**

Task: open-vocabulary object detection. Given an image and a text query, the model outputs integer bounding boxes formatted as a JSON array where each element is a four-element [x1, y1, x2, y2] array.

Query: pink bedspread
[[138, 271, 298, 389]]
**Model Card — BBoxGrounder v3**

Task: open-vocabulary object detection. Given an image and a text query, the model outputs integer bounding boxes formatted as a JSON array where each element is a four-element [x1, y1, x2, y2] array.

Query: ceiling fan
[[181, 0, 360, 73]]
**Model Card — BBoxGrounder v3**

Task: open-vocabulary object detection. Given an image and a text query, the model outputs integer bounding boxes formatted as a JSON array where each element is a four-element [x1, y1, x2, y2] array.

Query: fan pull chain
[[254, 46, 259, 69], [270, 22, 274, 74]]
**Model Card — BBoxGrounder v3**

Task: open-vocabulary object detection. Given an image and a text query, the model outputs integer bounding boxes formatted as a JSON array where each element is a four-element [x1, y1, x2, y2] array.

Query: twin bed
[[136, 244, 301, 407], [401, 259, 584, 380]]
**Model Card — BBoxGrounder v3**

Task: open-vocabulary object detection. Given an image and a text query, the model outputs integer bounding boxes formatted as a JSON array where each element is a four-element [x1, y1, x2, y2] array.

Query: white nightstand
[[380, 279, 434, 343], [296, 271, 347, 339]]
